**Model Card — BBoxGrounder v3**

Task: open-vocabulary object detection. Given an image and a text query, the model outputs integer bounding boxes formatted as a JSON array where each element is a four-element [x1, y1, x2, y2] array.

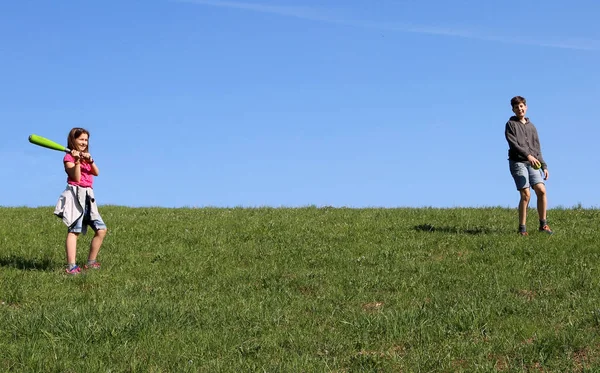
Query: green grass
[[1, 206, 600, 372]]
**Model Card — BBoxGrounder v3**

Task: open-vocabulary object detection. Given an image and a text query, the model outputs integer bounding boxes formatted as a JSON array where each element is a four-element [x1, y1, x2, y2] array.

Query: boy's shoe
[[518, 231, 529, 236], [539, 225, 553, 234], [65, 265, 82, 275], [84, 262, 101, 270]]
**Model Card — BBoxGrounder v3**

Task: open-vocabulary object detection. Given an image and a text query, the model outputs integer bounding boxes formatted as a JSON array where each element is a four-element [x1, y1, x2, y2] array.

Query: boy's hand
[[527, 155, 541, 169], [543, 169, 549, 180]]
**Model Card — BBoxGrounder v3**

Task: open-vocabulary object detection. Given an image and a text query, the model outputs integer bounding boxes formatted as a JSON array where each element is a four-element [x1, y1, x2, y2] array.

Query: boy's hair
[[67, 127, 90, 152], [510, 96, 526, 108]]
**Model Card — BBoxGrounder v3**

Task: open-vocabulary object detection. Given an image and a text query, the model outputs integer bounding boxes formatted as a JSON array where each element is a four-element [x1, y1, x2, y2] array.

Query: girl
[[54, 128, 107, 274]]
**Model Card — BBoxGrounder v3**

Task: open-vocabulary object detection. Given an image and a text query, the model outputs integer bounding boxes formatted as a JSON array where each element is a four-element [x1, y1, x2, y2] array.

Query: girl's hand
[[81, 152, 92, 161], [70, 149, 81, 161]]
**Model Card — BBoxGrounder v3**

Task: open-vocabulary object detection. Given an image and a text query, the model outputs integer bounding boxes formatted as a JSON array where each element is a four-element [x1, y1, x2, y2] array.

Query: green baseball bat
[[28, 134, 71, 153]]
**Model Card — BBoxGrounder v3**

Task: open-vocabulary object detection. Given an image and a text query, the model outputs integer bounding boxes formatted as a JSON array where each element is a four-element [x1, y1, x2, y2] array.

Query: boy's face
[[512, 102, 527, 119]]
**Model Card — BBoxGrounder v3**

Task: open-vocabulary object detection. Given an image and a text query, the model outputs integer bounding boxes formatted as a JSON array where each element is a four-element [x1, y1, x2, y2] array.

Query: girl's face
[[74, 133, 89, 152]]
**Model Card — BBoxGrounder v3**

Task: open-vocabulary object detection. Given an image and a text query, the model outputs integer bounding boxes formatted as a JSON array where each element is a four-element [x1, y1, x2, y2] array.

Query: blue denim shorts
[[68, 197, 107, 234], [509, 160, 545, 190]]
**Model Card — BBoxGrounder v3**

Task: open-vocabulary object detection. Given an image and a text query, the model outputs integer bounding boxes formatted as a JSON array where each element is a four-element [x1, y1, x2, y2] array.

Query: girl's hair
[[510, 96, 526, 108], [67, 127, 90, 152]]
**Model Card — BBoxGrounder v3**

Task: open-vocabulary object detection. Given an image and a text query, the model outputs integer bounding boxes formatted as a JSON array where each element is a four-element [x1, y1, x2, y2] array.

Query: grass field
[[1, 206, 600, 372]]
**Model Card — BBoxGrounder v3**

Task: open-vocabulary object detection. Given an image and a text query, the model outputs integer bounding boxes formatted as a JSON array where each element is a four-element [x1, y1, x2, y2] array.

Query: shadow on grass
[[414, 224, 494, 235], [0, 256, 57, 271]]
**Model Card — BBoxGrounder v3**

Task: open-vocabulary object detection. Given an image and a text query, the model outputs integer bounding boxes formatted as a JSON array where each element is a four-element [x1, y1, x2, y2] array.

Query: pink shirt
[[64, 154, 94, 188]]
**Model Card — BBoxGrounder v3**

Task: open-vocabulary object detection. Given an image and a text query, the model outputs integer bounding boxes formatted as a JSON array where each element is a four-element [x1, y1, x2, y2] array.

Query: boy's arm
[[504, 122, 530, 158], [532, 130, 547, 169]]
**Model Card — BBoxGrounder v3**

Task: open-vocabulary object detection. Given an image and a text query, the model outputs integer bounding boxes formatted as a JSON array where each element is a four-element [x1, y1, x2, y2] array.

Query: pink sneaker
[[65, 265, 82, 275], [84, 262, 101, 270]]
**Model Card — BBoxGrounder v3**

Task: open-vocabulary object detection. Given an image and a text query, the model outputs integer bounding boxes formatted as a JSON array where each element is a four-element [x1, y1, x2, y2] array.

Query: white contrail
[[174, 0, 341, 21], [174, 0, 599, 51]]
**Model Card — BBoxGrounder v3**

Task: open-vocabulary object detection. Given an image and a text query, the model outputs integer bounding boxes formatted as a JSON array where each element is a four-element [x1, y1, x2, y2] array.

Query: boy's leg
[[532, 183, 552, 233], [66, 232, 79, 264], [518, 188, 531, 226], [532, 183, 547, 221], [88, 228, 107, 262], [510, 161, 531, 234]]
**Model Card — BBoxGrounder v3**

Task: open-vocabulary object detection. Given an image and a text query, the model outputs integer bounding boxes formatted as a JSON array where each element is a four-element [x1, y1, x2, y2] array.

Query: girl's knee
[[96, 228, 107, 238]]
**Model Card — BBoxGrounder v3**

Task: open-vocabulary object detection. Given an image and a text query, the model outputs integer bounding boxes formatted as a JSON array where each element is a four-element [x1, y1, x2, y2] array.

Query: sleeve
[[505, 121, 529, 158], [532, 129, 547, 168], [64, 153, 75, 163]]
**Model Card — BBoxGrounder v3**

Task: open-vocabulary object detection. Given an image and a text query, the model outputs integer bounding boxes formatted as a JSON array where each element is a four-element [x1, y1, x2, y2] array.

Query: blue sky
[[1, 0, 598, 208]]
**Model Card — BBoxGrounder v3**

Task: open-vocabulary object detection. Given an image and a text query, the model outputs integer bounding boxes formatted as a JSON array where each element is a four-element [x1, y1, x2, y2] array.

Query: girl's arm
[[65, 151, 82, 182], [89, 160, 100, 176], [81, 152, 100, 176]]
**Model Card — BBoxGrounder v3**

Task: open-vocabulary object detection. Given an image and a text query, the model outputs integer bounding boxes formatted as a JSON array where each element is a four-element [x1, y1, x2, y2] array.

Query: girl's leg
[[88, 229, 107, 262], [66, 232, 79, 265]]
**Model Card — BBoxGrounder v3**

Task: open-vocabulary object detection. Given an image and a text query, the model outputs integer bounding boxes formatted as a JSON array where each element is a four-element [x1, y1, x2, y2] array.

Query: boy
[[504, 96, 553, 236]]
